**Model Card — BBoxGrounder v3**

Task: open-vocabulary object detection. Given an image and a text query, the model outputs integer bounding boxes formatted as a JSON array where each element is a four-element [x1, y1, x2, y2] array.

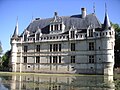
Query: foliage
[[0, 41, 2, 55], [2, 50, 11, 68], [112, 23, 120, 67], [111, 23, 120, 32]]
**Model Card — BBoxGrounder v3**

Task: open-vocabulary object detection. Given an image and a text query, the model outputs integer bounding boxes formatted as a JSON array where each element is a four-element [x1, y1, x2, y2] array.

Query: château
[[10, 7, 115, 75]]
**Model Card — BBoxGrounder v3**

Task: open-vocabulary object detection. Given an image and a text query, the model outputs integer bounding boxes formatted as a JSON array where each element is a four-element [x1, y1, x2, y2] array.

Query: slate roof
[[103, 12, 111, 29], [25, 13, 102, 35]]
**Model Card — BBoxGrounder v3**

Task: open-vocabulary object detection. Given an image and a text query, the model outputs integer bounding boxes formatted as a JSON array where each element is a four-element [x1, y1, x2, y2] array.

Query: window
[[106, 32, 107, 35], [53, 44, 58, 51], [71, 56, 75, 63], [36, 56, 40, 63], [50, 44, 61, 52], [89, 55, 94, 63], [28, 66, 30, 68], [60, 24, 62, 30], [103, 33, 104, 35], [109, 32, 111, 35], [24, 46, 28, 52], [50, 44, 52, 52], [71, 31, 75, 38], [36, 33, 40, 41], [59, 56, 61, 63], [89, 42, 94, 51], [53, 56, 57, 63], [55, 24, 58, 30], [24, 34, 27, 41], [50, 56, 52, 63], [24, 57, 27, 63], [51, 25, 53, 31], [71, 43, 75, 51], [59, 44, 61, 51], [36, 45, 40, 52], [89, 29, 93, 37]]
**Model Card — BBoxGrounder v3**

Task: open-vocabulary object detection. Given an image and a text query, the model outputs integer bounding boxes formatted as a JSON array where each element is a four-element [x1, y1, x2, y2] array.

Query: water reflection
[[0, 73, 115, 90]]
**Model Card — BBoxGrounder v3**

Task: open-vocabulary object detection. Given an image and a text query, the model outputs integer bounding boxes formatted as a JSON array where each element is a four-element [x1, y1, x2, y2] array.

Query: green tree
[[112, 23, 120, 67], [0, 41, 2, 55], [2, 50, 11, 68]]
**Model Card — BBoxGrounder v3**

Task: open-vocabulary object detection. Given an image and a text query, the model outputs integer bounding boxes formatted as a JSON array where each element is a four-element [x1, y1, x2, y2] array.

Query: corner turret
[[11, 18, 19, 72]]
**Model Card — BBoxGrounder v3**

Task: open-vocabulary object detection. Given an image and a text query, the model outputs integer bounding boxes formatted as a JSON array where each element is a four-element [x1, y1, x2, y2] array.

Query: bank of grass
[[0, 71, 101, 77]]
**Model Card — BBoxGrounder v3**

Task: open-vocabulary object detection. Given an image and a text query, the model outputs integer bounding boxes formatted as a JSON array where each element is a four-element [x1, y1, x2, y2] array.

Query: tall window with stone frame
[[36, 45, 40, 52], [53, 44, 58, 51], [71, 56, 75, 63], [36, 33, 40, 41], [50, 44, 52, 52], [59, 56, 61, 63], [53, 56, 57, 63], [89, 29, 93, 37], [24, 57, 27, 63], [71, 31, 75, 38], [60, 24, 62, 30], [51, 25, 53, 31], [36, 56, 40, 63], [24, 46, 28, 52], [71, 43, 75, 51], [89, 42, 94, 51], [59, 44, 61, 51], [55, 24, 58, 30], [89, 55, 94, 63]]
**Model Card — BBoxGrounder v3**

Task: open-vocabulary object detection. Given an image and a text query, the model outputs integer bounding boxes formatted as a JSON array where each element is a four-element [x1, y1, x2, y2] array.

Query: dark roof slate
[[25, 13, 102, 35]]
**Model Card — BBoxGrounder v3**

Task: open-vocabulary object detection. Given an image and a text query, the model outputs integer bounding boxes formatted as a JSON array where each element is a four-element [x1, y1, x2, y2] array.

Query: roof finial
[[105, 2, 107, 13], [103, 3, 111, 29], [30, 13, 34, 23], [93, 2, 95, 14], [16, 16, 18, 35]]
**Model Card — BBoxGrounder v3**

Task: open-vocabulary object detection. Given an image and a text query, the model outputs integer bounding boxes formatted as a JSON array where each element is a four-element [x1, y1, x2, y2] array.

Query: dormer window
[[49, 12, 64, 33], [36, 33, 40, 41], [55, 24, 58, 30], [60, 24, 62, 30], [51, 25, 53, 31], [89, 29, 93, 37], [50, 24, 62, 31], [24, 34, 27, 41], [71, 31, 75, 38]]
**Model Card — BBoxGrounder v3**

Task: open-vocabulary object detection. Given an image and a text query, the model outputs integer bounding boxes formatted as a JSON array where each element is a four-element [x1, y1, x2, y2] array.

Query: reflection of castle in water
[[11, 74, 115, 90]]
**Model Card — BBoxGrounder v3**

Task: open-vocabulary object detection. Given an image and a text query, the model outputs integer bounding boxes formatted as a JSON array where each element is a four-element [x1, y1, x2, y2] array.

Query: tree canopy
[[0, 41, 2, 55], [1, 50, 11, 68], [112, 23, 120, 67]]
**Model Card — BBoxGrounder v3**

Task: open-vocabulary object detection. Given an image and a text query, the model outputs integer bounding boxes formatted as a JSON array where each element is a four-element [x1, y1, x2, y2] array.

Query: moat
[[0, 72, 119, 90]]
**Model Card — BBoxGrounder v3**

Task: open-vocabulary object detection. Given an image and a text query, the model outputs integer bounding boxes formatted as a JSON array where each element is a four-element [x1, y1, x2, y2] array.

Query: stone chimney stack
[[81, 8, 86, 18]]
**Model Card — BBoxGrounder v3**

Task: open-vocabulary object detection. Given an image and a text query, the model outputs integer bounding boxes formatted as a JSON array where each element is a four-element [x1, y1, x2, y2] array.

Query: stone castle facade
[[10, 7, 115, 75]]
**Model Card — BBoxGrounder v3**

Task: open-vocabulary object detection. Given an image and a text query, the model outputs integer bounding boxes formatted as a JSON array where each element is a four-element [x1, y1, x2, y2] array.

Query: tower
[[11, 18, 19, 72], [102, 4, 115, 75]]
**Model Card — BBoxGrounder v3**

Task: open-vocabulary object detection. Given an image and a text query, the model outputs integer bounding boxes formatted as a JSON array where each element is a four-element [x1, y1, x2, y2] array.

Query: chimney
[[81, 8, 86, 18]]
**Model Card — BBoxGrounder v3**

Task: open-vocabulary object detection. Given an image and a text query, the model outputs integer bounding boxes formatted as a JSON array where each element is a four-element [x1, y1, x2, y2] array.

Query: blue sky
[[0, 0, 120, 53]]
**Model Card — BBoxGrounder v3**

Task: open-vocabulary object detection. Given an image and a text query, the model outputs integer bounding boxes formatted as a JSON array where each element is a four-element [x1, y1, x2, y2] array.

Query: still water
[[0, 73, 117, 90]]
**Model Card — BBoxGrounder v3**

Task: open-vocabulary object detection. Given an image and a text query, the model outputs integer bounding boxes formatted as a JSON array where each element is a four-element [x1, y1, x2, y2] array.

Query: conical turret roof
[[12, 18, 18, 38], [103, 4, 111, 29]]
